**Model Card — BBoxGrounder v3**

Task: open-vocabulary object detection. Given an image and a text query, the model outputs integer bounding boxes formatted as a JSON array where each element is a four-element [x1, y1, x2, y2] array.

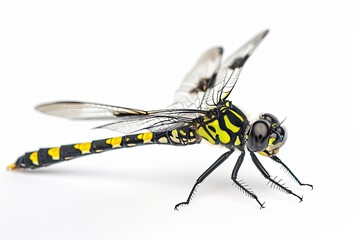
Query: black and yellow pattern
[[10, 128, 199, 170], [8, 30, 312, 209], [196, 101, 249, 148]]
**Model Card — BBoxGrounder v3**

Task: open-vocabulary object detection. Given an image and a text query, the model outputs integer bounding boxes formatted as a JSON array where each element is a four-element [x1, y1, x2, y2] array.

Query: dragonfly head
[[246, 113, 287, 156]]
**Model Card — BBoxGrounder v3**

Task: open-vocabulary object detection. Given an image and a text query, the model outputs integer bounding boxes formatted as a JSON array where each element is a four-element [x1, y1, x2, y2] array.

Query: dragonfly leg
[[265, 151, 313, 189], [231, 149, 265, 209], [174, 148, 234, 210], [249, 149, 303, 202]]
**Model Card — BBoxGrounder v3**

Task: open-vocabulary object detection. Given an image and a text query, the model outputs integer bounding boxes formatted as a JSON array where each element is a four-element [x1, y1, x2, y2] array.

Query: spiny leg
[[174, 148, 235, 210], [264, 150, 313, 189], [248, 149, 303, 202], [231, 149, 265, 209]]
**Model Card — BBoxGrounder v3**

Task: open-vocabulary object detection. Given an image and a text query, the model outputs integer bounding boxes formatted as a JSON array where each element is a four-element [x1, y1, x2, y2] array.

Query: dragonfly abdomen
[[8, 128, 200, 170]]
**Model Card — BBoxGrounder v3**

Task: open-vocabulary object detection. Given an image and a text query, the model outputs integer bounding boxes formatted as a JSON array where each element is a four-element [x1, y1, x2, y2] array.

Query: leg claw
[[302, 183, 314, 190], [174, 201, 188, 211]]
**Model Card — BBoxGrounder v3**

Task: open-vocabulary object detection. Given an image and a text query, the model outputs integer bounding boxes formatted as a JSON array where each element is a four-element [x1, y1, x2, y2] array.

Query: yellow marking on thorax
[[224, 115, 240, 133], [234, 136, 241, 146], [209, 119, 231, 144], [229, 109, 244, 122], [106, 137, 122, 148], [74, 142, 91, 154], [196, 119, 231, 145], [221, 106, 244, 122], [48, 148, 60, 160], [29, 151, 39, 165], [197, 126, 215, 144], [137, 132, 153, 143]]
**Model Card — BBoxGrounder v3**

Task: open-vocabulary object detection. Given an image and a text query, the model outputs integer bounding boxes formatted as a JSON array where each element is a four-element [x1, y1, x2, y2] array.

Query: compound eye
[[247, 121, 270, 152], [272, 126, 286, 145], [278, 126, 284, 135], [253, 122, 269, 140], [262, 113, 280, 125], [279, 126, 287, 142]]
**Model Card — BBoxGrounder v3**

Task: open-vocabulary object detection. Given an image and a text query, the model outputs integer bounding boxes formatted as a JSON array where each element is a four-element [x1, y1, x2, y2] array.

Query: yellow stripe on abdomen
[[106, 137, 122, 148], [29, 151, 39, 165], [74, 142, 91, 154], [137, 132, 153, 143], [48, 148, 60, 160]]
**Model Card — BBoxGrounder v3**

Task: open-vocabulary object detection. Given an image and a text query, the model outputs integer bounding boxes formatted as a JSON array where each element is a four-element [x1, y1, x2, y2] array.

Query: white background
[[0, 0, 359, 239]]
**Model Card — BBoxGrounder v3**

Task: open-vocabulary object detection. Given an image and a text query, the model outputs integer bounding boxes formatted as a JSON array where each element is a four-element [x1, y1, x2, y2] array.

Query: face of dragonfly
[[246, 113, 287, 155]]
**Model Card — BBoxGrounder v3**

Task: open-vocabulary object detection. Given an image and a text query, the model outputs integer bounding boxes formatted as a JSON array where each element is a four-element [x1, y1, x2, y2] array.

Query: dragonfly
[[7, 30, 312, 209]]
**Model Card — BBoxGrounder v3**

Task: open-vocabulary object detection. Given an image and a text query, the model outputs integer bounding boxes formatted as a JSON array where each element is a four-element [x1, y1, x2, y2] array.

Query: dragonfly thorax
[[196, 101, 249, 149]]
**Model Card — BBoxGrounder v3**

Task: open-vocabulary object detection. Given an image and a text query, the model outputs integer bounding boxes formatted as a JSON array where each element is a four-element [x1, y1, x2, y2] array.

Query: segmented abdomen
[[8, 128, 199, 170]]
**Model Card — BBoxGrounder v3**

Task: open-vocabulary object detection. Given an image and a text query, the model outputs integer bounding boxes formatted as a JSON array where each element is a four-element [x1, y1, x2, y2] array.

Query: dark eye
[[263, 113, 280, 125], [278, 127, 284, 134], [247, 121, 270, 152], [253, 122, 268, 140]]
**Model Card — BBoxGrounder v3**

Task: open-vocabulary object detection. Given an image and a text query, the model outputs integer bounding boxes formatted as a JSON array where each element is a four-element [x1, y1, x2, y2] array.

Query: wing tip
[[262, 29, 270, 36], [256, 29, 270, 42], [35, 103, 49, 114], [35, 104, 43, 110], [34, 101, 80, 118], [262, 29, 270, 40]]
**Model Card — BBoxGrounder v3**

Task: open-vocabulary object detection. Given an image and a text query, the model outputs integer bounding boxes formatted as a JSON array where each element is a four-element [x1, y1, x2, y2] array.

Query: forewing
[[36, 101, 206, 134], [94, 115, 192, 134], [95, 107, 205, 134], [170, 47, 223, 109], [35, 101, 149, 119], [201, 30, 269, 108]]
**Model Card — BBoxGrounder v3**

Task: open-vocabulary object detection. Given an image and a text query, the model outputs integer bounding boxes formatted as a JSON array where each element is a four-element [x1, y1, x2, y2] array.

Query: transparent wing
[[169, 47, 223, 110], [96, 107, 205, 134], [201, 30, 269, 108], [36, 101, 206, 119], [94, 115, 194, 134], [36, 101, 207, 134], [35, 101, 149, 119]]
